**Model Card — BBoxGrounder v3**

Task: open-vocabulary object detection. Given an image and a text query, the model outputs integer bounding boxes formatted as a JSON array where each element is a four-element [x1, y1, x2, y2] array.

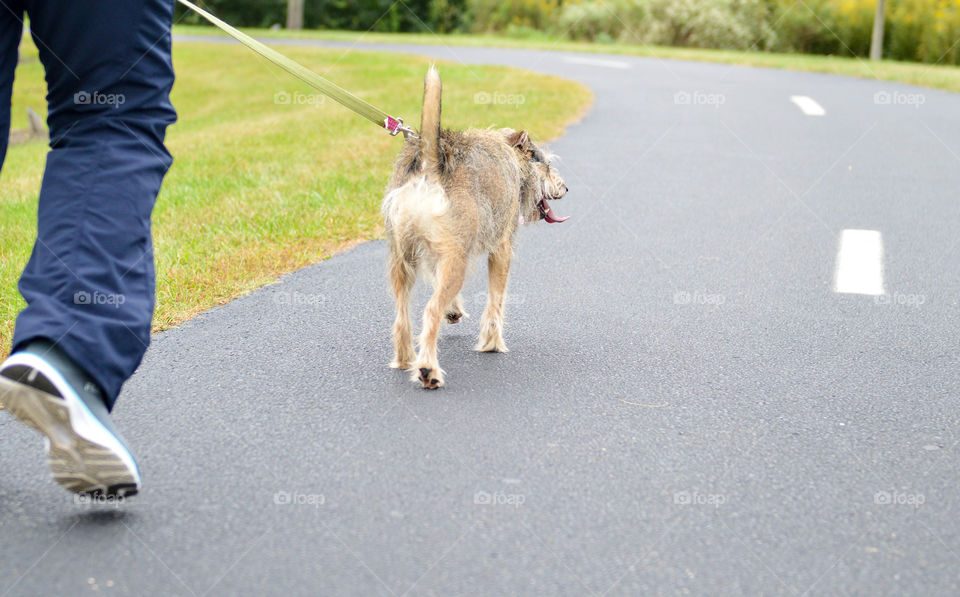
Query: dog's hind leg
[[476, 239, 512, 353], [445, 293, 468, 324], [413, 253, 466, 389], [425, 269, 466, 324], [389, 251, 416, 370]]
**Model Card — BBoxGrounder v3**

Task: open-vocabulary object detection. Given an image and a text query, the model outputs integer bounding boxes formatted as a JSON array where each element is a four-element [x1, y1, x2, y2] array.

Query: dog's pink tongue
[[541, 199, 569, 224]]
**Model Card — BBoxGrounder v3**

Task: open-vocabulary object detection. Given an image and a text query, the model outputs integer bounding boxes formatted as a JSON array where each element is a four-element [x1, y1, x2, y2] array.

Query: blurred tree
[[287, 0, 304, 29], [870, 0, 886, 59]]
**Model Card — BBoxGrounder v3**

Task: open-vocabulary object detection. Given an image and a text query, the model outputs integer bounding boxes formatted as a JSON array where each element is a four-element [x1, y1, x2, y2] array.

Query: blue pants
[[1, 0, 177, 408]]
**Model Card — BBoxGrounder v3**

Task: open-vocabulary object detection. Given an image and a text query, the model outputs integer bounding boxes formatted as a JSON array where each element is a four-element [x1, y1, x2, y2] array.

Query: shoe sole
[[0, 357, 139, 498]]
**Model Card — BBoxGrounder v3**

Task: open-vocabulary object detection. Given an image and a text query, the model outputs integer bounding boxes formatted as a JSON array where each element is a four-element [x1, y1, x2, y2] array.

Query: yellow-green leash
[[176, 0, 418, 138]]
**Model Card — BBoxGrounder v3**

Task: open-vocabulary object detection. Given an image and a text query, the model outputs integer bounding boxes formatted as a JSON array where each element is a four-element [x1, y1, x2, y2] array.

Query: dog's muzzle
[[538, 188, 569, 223]]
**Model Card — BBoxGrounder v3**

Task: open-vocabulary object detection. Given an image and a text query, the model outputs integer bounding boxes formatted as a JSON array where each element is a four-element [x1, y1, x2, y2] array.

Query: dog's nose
[[562, 184, 569, 194]]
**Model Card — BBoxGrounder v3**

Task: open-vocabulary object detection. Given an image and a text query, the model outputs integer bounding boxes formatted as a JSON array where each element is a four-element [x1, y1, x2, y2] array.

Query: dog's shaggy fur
[[383, 67, 568, 389]]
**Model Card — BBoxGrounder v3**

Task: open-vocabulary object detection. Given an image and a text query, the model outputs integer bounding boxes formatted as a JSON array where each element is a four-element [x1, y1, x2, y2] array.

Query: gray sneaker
[[0, 347, 140, 498]]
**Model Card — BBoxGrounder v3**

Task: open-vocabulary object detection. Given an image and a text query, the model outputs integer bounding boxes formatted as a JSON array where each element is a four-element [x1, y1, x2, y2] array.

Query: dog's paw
[[390, 351, 414, 370], [474, 336, 509, 353], [445, 308, 468, 324], [390, 345, 416, 370], [412, 365, 444, 389]]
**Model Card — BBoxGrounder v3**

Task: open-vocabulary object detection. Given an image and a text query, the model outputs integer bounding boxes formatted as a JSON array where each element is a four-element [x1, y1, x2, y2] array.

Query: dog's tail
[[420, 66, 442, 179]]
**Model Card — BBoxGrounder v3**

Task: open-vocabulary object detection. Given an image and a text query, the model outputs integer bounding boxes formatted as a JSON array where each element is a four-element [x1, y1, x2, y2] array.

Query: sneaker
[[0, 346, 141, 498]]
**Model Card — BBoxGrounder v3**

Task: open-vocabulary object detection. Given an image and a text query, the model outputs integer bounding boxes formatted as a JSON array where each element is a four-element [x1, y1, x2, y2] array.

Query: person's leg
[[12, 0, 177, 408], [0, 1, 24, 166], [0, 0, 176, 498]]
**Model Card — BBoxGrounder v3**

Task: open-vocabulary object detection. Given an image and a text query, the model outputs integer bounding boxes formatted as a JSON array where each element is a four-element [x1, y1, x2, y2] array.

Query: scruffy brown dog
[[382, 66, 569, 389]]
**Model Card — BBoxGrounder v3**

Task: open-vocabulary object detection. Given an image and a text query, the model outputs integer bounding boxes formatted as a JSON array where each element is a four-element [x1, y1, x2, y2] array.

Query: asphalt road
[[2, 38, 960, 596]]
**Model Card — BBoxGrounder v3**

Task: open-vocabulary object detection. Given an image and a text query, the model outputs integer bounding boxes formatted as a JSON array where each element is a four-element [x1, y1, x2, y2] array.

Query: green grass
[[0, 37, 592, 355], [174, 23, 960, 95]]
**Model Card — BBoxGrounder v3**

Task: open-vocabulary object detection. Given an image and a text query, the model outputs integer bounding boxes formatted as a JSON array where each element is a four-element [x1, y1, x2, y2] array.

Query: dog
[[382, 66, 569, 389]]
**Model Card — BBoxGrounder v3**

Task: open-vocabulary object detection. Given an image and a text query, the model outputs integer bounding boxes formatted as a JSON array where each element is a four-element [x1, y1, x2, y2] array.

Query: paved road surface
[[2, 37, 959, 596]]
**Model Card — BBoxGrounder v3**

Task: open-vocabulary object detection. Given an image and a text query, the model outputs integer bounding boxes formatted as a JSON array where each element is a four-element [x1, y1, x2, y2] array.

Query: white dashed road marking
[[790, 95, 826, 116], [562, 56, 630, 69], [834, 229, 884, 295]]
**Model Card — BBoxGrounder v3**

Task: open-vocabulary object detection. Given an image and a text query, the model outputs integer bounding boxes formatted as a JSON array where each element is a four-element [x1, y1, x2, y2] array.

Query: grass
[[0, 36, 592, 356], [174, 23, 960, 95]]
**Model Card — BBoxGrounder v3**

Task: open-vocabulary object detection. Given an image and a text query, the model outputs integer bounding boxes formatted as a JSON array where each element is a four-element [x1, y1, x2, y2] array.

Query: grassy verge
[[174, 23, 960, 95], [0, 36, 592, 355]]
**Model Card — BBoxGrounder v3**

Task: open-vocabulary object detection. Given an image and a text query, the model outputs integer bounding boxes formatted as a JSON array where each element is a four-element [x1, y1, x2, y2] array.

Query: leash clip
[[385, 116, 419, 139]]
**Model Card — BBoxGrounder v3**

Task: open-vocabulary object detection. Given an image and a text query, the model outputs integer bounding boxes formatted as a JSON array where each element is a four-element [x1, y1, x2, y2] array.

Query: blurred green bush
[[179, 0, 960, 65], [175, 0, 468, 32]]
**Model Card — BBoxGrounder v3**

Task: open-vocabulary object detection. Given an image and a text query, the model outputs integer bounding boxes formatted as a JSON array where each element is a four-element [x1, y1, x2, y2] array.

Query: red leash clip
[[384, 116, 418, 139], [385, 116, 402, 135]]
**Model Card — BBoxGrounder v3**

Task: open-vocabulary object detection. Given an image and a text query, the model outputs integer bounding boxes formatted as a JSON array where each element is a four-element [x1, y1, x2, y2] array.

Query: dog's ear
[[506, 130, 531, 154]]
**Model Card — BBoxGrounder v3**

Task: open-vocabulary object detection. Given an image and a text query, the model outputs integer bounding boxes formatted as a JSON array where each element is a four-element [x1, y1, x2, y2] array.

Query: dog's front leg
[[414, 254, 466, 389], [475, 239, 511, 353]]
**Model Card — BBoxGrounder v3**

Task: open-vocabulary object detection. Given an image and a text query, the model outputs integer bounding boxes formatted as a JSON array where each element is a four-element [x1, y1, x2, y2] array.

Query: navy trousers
[[1, 0, 177, 408]]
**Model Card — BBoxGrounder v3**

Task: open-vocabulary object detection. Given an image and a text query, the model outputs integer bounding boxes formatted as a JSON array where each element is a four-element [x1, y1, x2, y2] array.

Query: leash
[[176, 0, 418, 138]]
